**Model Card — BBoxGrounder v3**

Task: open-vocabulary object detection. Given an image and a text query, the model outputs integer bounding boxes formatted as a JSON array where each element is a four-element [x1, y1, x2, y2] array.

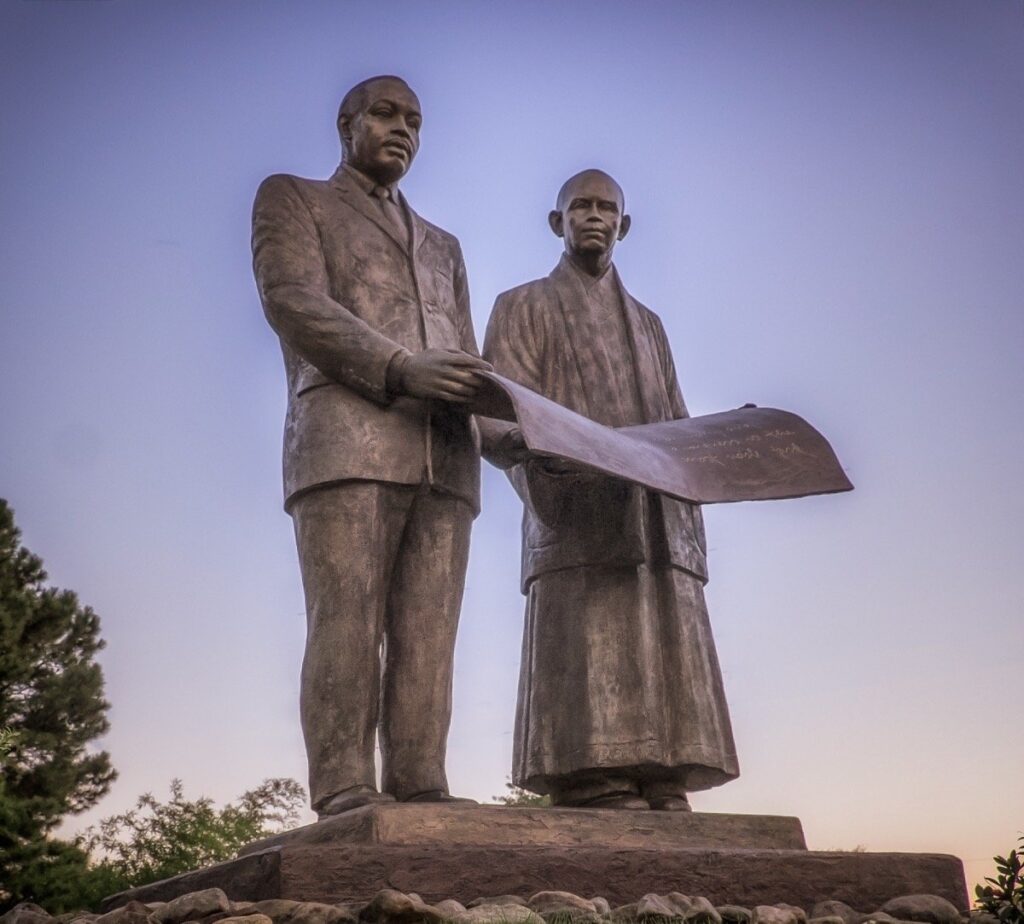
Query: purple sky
[[1, 0, 1022, 894]]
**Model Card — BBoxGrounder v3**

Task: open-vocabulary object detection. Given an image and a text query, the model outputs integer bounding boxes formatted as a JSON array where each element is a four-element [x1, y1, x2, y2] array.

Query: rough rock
[[156, 891, 232, 924], [1, 905, 54, 924], [465, 899, 528, 910], [359, 890, 445, 924], [528, 894, 598, 916], [590, 901, 611, 918], [636, 895, 679, 920], [434, 902, 465, 920], [215, 917, 272, 924], [661, 895, 693, 918], [609, 905, 638, 924], [56, 915, 99, 924], [717, 908, 752, 924], [809, 917, 848, 924], [751, 909, 799, 924], [810, 905, 859, 924], [457, 907, 544, 924], [685, 899, 722, 924], [290, 905, 356, 924], [774, 907, 806, 924], [878, 897, 961, 924], [246, 904, 301, 922], [95, 903, 155, 924], [857, 914, 900, 924]]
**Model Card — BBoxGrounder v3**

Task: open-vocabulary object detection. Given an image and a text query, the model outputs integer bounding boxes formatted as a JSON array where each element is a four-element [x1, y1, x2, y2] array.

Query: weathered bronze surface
[[472, 372, 852, 504], [252, 76, 488, 814], [480, 169, 850, 808]]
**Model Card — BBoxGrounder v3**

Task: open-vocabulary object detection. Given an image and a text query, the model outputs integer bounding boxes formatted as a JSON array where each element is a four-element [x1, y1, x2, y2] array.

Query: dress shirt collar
[[341, 161, 400, 201]]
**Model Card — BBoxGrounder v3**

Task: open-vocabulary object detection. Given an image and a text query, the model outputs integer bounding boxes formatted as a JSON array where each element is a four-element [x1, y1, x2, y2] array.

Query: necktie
[[372, 185, 408, 246]]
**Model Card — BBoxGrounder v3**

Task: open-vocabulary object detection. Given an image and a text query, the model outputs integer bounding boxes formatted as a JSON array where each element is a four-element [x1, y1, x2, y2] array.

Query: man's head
[[337, 76, 421, 185], [549, 169, 631, 262]]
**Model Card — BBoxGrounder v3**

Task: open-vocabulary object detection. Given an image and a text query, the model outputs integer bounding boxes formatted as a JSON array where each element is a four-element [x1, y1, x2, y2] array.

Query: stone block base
[[102, 807, 968, 913]]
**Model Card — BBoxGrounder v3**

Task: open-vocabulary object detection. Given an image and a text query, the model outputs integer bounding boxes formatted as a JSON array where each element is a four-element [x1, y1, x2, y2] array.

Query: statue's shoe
[[317, 785, 396, 819], [646, 794, 692, 811], [403, 789, 478, 804]]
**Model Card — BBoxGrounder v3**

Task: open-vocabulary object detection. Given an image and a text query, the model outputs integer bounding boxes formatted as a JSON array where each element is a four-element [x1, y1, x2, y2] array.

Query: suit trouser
[[290, 481, 473, 810]]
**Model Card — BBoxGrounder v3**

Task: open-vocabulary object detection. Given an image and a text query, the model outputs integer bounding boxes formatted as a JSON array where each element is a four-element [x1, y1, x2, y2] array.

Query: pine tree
[[0, 498, 116, 911]]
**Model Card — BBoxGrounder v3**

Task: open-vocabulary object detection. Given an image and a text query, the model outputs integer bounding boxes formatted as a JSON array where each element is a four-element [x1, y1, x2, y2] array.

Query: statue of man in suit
[[483, 170, 739, 810], [252, 76, 490, 817]]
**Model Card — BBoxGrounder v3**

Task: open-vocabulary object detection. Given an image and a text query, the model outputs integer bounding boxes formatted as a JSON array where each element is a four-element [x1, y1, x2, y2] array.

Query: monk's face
[[341, 78, 422, 184], [549, 172, 630, 259]]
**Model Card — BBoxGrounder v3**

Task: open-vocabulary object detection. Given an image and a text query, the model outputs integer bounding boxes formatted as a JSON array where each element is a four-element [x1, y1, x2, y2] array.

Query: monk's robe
[[483, 254, 739, 798]]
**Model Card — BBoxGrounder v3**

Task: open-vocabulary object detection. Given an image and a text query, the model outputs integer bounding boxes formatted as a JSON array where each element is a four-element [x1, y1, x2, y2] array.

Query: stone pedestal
[[102, 805, 968, 912]]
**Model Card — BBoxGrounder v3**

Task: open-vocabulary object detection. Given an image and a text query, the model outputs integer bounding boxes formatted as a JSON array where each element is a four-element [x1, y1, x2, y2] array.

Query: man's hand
[[395, 349, 492, 403]]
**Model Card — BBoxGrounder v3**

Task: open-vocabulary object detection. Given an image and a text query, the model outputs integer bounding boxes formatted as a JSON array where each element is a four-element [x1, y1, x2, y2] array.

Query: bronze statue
[[252, 76, 490, 817], [482, 169, 739, 810]]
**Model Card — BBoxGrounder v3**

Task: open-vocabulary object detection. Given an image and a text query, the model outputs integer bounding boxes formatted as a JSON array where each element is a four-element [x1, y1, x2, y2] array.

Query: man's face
[[342, 79, 421, 184], [550, 173, 629, 259]]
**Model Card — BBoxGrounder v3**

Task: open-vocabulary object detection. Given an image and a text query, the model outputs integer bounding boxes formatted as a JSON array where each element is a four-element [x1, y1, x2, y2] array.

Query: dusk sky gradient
[[1, 0, 1022, 896]]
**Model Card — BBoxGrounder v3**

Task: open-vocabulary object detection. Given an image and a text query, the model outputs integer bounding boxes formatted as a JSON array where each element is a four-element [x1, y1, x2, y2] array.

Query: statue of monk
[[482, 170, 739, 810]]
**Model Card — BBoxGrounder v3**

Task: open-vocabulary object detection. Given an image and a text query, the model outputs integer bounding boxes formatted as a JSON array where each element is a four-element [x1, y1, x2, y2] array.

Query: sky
[[1, 0, 1022, 899]]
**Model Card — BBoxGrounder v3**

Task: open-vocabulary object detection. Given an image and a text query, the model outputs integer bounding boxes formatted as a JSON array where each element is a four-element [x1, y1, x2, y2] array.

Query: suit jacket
[[252, 165, 481, 511], [483, 256, 708, 591]]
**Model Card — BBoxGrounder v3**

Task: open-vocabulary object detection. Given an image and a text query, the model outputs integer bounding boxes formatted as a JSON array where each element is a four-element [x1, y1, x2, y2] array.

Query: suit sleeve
[[452, 241, 480, 358], [252, 174, 408, 405]]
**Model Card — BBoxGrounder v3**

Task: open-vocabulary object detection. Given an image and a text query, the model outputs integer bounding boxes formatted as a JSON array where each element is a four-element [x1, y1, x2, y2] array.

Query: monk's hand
[[397, 349, 492, 403], [537, 456, 587, 476], [493, 426, 530, 468]]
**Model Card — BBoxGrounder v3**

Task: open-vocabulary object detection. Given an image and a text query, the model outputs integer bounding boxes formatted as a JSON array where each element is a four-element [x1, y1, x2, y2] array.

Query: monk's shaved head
[[556, 169, 625, 212], [549, 168, 631, 274]]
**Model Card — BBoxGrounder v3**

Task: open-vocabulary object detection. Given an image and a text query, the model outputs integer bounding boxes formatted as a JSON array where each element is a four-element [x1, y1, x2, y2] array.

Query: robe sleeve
[[478, 289, 546, 467], [652, 313, 689, 420]]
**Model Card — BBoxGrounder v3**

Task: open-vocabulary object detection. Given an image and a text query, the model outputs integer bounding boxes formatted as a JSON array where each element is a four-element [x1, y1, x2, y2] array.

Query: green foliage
[[84, 777, 306, 898], [976, 835, 1024, 924], [493, 778, 550, 808], [0, 499, 116, 912], [0, 836, 104, 913]]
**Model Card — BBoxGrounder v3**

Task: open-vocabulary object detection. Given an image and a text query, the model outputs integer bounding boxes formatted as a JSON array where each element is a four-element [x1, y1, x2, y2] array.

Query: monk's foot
[[402, 789, 477, 804], [646, 793, 692, 811], [317, 785, 396, 819], [562, 791, 649, 810]]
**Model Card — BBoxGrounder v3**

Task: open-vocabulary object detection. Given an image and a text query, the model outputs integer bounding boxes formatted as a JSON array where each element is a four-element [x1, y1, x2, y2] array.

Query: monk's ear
[[618, 214, 632, 241], [548, 210, 564, 238]]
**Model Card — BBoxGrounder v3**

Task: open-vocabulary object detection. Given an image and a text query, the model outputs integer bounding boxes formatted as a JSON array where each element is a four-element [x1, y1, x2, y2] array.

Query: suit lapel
[[328, 168, 409, 255], [402, 192, 428, 257]]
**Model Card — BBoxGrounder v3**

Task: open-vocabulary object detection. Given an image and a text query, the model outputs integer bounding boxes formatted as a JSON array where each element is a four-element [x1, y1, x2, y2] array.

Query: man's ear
[[618, 214, 632, 241], [548, 210, 564, 238], [338, 114, 353, 150]]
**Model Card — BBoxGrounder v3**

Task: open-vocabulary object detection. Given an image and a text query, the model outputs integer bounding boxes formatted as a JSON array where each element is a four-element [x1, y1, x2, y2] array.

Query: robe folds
[[483, 256, 739, 794]]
